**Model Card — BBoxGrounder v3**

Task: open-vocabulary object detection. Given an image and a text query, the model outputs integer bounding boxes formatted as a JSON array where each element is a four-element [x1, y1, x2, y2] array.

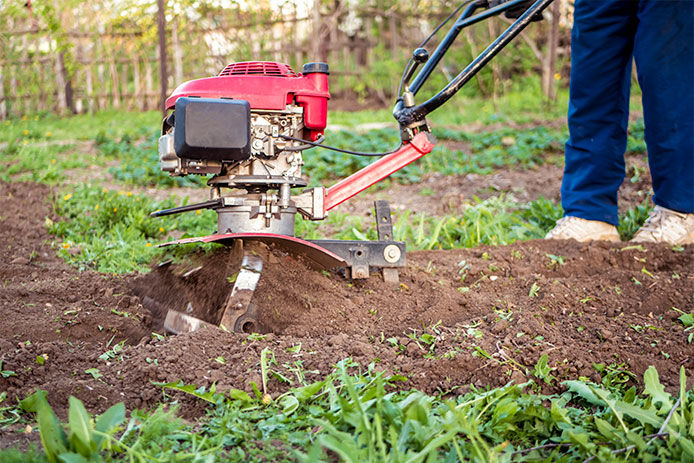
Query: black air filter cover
[[174, 97, 251, 161]]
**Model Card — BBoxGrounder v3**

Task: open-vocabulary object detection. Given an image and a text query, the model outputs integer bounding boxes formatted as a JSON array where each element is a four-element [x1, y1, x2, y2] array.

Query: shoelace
[[547, 216, 577, 236], [638, 207, 688, 236]]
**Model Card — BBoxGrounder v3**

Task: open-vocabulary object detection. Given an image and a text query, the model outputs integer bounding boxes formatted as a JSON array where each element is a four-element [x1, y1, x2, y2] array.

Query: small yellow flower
[[126, 191, 132, 197], [118, 190, 125, 195], [554, 72, 561, 80], [4, 121, 9, 126], [63, 193, 72, 201], [196, 210, 202, 215], [22, 115, 27, 121], [34, 115, 39, 121], [94, 204, 99, 210], [159, 227, 165, 233], [23, 140, 28, 145], [51, 159, 56, 164], [62, 243, 70, 249], [113, 208, 118, 212], [146, 242, 152, 247], [45, 131, 51, 137], [23, 130, 29, 135]]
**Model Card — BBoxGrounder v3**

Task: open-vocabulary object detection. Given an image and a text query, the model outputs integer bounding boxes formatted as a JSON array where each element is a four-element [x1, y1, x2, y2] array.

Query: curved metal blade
[[157, 232, 346, 270]]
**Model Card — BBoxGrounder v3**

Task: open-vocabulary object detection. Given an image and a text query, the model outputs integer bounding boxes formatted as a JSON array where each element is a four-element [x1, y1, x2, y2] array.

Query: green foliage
[[6, 360, 694, 462], [97, 132, 207, 188], [0, 142, 92, 185], [0, 111, 161, 144], [618, 201, 653, 241], [307, 125, 566, 184], [19, 390, 125, 463], [671, 307, 694, 344], [627, 118, 647, 154], [47, 185, 217, 273]]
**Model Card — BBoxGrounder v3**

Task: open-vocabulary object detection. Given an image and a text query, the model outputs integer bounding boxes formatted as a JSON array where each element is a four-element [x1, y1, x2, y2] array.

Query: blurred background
[[0, 0, 575, 119]]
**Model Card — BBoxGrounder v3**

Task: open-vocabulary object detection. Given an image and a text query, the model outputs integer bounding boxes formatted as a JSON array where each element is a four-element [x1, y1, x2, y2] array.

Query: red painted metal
[[158, 232, 346, 269], [218, 62, 298, 77], [165, 61, 330, 138], [324, 132, 436, 212]]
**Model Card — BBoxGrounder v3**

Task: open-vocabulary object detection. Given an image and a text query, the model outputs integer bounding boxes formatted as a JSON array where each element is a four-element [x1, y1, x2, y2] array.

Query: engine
[[157, 61, 330, 236]]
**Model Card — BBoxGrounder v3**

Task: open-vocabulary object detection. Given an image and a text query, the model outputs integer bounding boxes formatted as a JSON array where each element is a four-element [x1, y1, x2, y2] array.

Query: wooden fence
[[0, 2, 571, 120]]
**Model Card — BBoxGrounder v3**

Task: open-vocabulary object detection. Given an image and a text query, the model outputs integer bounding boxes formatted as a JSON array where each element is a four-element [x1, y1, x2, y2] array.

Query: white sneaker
[[545, 216, 620, 242], [631, 205, 694, 245]]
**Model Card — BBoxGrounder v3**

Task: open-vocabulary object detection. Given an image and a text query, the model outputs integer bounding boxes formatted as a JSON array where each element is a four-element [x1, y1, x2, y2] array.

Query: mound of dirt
[[1, 180, 692, 442]]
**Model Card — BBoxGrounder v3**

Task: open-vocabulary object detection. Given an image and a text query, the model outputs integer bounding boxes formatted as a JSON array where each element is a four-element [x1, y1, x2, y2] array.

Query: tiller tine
[[164, 309, 208, 335], [162, 246, 264, 335], [218, 253, 263, 333]]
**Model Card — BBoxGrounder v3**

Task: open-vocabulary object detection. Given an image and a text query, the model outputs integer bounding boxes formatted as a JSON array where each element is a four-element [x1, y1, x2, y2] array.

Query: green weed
[[47, 185, 217, 273], [9, 362, 692, 462]]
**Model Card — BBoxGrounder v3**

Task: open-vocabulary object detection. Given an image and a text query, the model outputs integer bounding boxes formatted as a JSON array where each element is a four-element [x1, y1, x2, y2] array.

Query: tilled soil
[[1, 180, 693, 445]]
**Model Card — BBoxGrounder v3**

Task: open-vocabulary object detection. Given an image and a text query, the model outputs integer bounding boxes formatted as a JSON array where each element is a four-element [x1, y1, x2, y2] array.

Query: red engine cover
[[165, 61, 330, 139]]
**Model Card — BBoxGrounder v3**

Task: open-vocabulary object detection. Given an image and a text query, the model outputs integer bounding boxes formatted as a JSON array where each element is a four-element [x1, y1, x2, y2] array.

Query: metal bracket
[[309, 200, 404, 281], [374, 200, 393, 241], [373, 200, 400, 283]]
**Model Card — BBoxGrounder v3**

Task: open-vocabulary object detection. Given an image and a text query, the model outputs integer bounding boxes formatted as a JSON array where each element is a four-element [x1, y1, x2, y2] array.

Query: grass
[[0, 103, 650, 274], [305, 125, 567, 185], [47, 185, 217, 273], [4, 359, 692, 462]]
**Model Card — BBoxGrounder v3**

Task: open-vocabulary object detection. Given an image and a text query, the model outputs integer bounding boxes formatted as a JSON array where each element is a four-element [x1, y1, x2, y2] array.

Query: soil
[[1, 175, 692, 449]]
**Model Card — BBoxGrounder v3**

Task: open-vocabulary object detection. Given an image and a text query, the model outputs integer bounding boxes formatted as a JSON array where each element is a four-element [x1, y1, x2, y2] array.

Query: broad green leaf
[[280, 395, 299, 415], [613, 401, 662, 428], [643, 366, 672, 413], [594, 417, 618, 441], [680, 437, 694, 457], [153, 381, 217, 403], [550, 399, 570, 424], [566, 430, 592, 450], [58, 453, 88, 463], [292, 380, 326, 402], [680, 366, 688, 425], [625, 430, 647, 451], [227, 388, 252, 403], [562, 380, 602, 406], [20, 390, 68, 463], [68, 397, 93, 456], [94, 402, 125, 448], [590, 386, 629, 434]]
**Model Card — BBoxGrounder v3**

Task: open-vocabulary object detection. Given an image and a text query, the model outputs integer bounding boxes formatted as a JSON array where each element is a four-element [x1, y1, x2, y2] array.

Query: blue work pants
[[562, 0, 694, 225]]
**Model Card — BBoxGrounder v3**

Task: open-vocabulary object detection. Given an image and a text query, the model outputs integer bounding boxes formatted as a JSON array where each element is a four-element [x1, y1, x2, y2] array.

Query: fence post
[[0, 62, 6, 120], [59, 52, 76, 113], [312, 0, 321, 60], [172, 17, 183, 86], [546, 0, 560, 101], [54, 51, 68, 114], [157, 0, 168, 116]]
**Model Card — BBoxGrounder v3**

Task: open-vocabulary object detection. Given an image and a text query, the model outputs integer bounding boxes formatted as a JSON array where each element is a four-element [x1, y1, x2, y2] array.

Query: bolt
[[383, 244, 401, 264], [353, 268, 369, 279]]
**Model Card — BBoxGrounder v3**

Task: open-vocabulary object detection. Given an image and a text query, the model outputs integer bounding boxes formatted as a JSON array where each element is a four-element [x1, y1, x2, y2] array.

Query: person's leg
[[634, 0, 694, 214], [629, 0, 694, 244], [561, 0, 639, 226]]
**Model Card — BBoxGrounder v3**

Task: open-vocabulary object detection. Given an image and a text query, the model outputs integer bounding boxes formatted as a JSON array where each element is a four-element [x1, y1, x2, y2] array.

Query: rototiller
[[149, 0, 554, 333]]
